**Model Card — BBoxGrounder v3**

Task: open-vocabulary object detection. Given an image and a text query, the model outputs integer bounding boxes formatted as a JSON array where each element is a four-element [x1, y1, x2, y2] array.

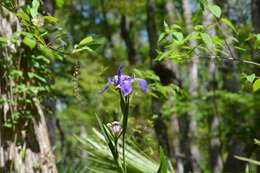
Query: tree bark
[[251, 0, 260, 33], [146, 0, 171, 157], [182, 0, 201, 172], [251, 1, 260, 173], [214, 1, 253, 172], [203, 0, 223, 172], [120, 15, 137, 65], [0, 4, 57, 173], [164, 1, 184, 173]]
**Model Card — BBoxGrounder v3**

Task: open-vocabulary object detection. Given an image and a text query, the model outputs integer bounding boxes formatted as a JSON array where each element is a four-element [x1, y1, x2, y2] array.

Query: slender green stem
[[120, 92, 129, 173]]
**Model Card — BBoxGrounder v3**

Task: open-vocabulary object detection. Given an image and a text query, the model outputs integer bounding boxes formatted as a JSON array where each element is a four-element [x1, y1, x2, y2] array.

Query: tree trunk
[[214, 1, 252, 172], [146, 0, 171, 157], [0, 4, 57, 173], [182, 0, 201, 172], [203, 0, 223, 172], [120, 15, 137, 65], [251, 0, 260, 33], [164, 1, 184, 172], [251, 1, 260, 173]]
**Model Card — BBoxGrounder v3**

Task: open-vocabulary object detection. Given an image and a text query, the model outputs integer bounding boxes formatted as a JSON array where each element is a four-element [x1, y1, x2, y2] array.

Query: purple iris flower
[[99, 65, 147, 96]]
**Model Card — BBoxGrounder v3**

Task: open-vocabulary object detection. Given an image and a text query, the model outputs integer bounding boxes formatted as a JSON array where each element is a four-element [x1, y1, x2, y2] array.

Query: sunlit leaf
[[201, 33, 213, 47], [253, 79, 260, 92], [55, 0, 64, 8], [44, 16, 58, 23], [254, 139, 260, 146], [221, 18, 237, 33], [208, 5, 221, 18], [16, 10, 30, 22], [23, 35, 36, 49], [78, 36, 93, 46], [246, 74, 255, 83], [30, 0, 40, 17]]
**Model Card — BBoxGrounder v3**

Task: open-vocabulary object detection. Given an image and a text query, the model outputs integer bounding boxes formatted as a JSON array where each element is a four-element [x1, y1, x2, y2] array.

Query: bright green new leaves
[[201, 33, 213, 47], [221, 18, 237, 34], [246, 73, 256, 83], [172, 32, 184, 44], [30, 0, 40, 17], [78, 36, 93, 46], [253, 79, 260, 92], [208, 5, 222, 18], [55, 0, 64, 8], [244, 74, 260, 92], [72, 36, 94, 54], [44, 16, 58, 23], [23, 34, 36, 49]]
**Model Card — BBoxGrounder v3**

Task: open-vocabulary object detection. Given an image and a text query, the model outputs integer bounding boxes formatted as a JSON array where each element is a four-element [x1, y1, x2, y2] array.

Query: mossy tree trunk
[[0, 2, 57, 173]]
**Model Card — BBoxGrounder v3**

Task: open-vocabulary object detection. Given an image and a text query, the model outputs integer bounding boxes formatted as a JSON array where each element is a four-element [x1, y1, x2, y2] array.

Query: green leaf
[[28, 72, 46, 82], [38, 44, 54, 58], [0, 37, 8, 44], [10, 70, 23, 78], [72, 46, 94, 54], [16, 10, 30, 22], [234, 46, 246, 52], [254, 139, 260, 146], [44, 16, 58, 23], [23, 35, 36, 49], [95, 114, 117, 159], [157, 147, 167, 173], [221, 18, 237, 33], [35, 55, 50, 64], [256, 34, 260, 41], [246, 73, 255, 83], [55, 0, 64, 8], [30, 0, 40, 17], [201, 33, 213, 47], [208, 5, 221, 18], [172, 32, 183, 42], [194, 25, 205, 31], [158, 33, 166, 42], [235, 155, 260, 166], [253, 79, 260, 92], [78, 36, 93, 46]]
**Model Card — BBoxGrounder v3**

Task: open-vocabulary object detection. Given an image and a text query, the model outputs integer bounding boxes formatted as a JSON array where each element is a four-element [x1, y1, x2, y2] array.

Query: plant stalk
[[120, 92, 129, 173]]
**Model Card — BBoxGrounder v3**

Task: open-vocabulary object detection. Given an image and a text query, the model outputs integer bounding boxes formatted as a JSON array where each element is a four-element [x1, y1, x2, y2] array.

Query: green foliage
[[157, 148, 168, 173], [246, 73, 256, 83], [77, 129, 161, 173], [208, 5, 221, 18], [0, 0, 68, 127], [253, 79, 260, 92], [201, 33, 213, 47], [30, 0, 40, 17], [2, 0, 260, 172]]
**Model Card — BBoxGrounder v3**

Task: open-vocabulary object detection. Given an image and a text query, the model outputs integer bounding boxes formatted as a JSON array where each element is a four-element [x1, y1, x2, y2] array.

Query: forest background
[[1, 0, 260, 172]]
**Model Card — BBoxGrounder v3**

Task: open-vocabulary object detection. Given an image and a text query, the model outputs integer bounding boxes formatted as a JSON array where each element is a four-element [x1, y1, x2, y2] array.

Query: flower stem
[[120, 93, 129, 173]]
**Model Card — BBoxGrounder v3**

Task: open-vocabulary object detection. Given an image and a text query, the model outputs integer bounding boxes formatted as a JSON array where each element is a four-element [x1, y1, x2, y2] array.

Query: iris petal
[[116, 65, 123, 85], [137, 79, 147, 93], [120, 81, 132, 96], [98, 84, 110, 94], [108, 77, 113, 84]]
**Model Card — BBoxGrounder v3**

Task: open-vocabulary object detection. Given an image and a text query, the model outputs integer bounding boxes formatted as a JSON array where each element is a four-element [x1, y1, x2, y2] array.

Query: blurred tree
[[182, 0, 201, 172]]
